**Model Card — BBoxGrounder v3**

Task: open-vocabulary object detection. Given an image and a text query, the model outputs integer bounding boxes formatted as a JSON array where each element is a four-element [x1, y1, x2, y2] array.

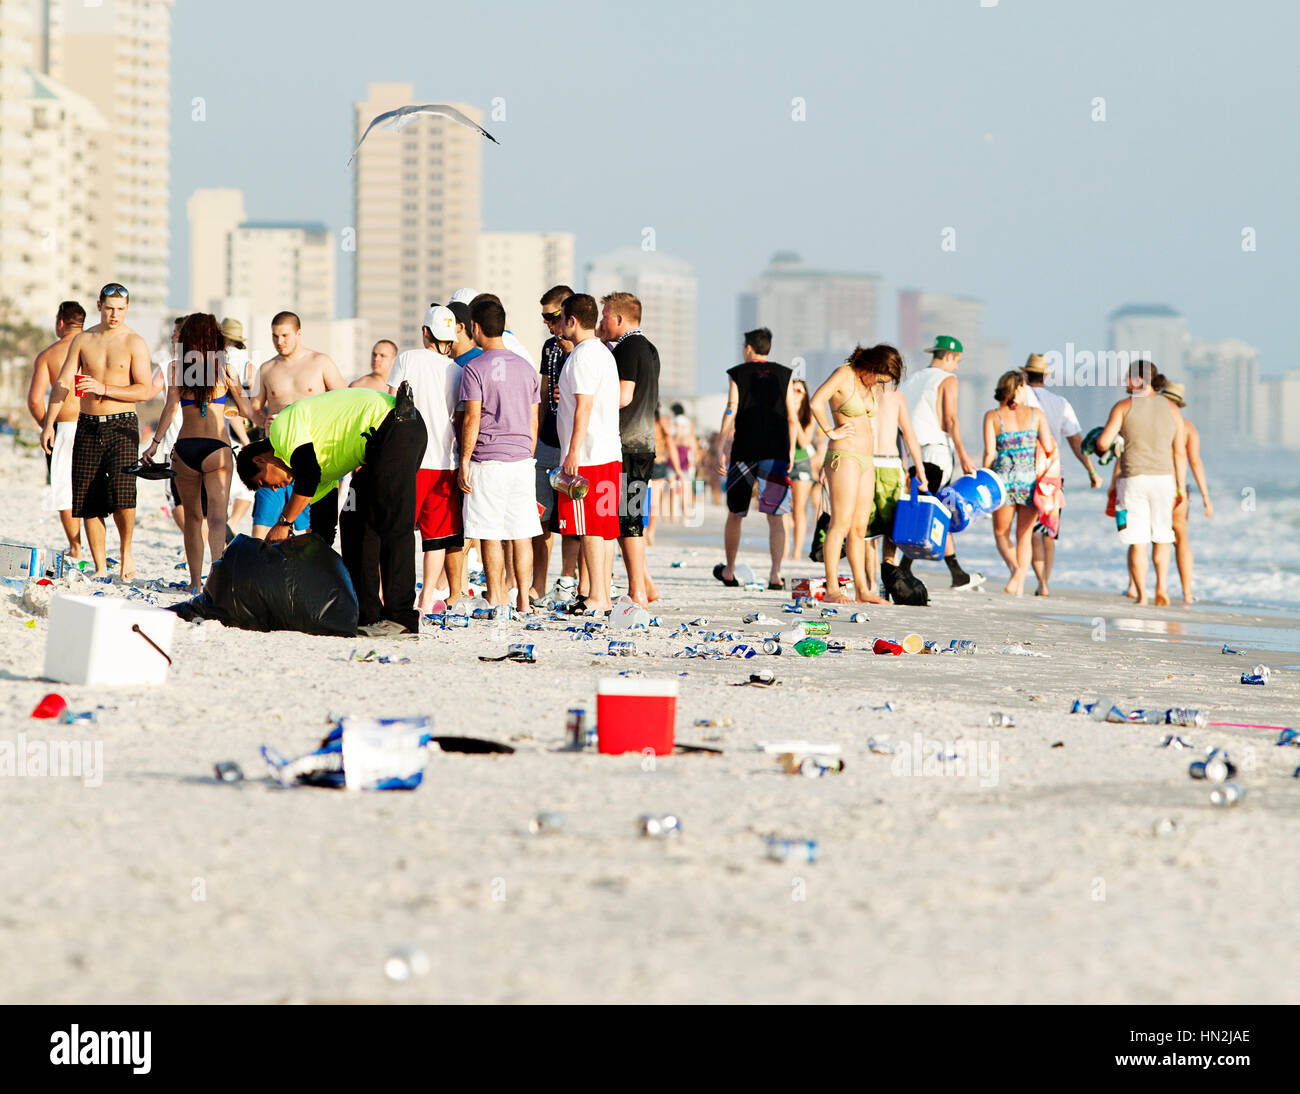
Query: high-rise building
[[585, 246, 698, 398], [1184, 336, 1258, 447], [740, 252, 879, 391], [1108, 304, 1187, 374], [187, 189, 245, 312], [477, 231, 575, 362], [353, 82, 482, 351], [1254, 371, 1300, 450], [228, 221, 335, 335], [897, 289, 986, 445], [53, 0, 174, 318], [0, 0, 39, 320], [25, 69, 108, 312]]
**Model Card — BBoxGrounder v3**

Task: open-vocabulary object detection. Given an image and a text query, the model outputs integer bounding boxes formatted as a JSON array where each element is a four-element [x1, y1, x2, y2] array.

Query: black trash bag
[[168, 533, 358, 636], [808, 512, 846, 564]]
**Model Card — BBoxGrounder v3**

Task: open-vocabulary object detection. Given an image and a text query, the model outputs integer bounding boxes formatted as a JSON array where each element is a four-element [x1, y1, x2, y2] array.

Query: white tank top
[[901, 366, 950, 448]]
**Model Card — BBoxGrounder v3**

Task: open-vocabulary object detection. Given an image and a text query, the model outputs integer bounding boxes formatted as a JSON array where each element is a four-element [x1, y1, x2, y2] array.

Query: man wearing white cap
[[388, 305, 467, 609], [1019, 353, 1101, 596]]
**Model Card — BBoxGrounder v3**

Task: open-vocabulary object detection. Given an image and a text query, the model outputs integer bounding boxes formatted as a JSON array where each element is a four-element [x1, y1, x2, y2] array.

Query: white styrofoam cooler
[[44, 594, 177, 686]]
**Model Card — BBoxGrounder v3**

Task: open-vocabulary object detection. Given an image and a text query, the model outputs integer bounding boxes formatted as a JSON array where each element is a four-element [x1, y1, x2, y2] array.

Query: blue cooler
[[892, 479, 951, 560]]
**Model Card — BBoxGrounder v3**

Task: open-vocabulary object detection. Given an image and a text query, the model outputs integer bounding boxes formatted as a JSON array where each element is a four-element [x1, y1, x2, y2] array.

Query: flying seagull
[[348, 103, 499, 166]]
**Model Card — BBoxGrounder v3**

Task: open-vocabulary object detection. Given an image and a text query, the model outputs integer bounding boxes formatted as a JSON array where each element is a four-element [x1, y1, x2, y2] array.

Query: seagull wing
[[347, 102, 499, 165]]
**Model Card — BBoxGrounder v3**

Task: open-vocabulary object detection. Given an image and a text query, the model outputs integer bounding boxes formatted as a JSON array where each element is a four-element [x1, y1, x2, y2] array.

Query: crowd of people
[[708, 330, 1212, 606], [25, 284, 1214, 624]]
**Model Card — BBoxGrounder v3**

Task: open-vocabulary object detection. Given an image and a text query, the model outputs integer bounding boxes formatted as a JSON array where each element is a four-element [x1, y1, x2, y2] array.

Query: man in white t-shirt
[[388, 304, 465, 610], [1020, 353, 1101, 596], [555, 293, 622, 613]]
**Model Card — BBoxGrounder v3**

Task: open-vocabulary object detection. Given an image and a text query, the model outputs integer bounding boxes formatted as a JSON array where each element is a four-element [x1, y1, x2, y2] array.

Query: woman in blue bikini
[[982, 370, 1053, 596], [144, 313, 257, 592]]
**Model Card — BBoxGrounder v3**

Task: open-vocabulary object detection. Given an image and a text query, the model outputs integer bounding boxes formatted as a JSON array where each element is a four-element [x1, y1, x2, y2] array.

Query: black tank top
[[727, 361, 792, 461]]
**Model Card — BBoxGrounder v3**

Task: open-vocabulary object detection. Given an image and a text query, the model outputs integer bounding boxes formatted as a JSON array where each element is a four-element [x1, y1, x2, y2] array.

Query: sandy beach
[[2, 439, 1298, 1005]]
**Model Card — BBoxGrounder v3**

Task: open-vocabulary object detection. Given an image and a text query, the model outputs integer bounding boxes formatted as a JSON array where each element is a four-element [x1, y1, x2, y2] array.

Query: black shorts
[[72, 412, 138, 519], [620, 451, 654, 539]]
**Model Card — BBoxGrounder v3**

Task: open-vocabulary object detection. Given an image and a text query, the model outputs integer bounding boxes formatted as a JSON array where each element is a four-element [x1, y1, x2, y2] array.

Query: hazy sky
[[169, 0, 1299, 390]]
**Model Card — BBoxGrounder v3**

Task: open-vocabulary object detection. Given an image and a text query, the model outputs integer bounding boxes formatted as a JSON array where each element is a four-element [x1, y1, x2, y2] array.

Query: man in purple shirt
[[458, 298, 542, 612]]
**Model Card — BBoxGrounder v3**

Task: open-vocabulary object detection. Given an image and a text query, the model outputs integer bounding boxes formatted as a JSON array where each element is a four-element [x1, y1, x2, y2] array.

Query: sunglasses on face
[[541, 310, 563, 323], [100, 283, 129, 299]]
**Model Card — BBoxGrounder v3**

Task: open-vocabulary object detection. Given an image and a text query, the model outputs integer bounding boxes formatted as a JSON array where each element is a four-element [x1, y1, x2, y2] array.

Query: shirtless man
[[349, 340, 398, 391], [249, 311, 346, 540], [40, 284, 154, 579], [27, 301, 86, 557]]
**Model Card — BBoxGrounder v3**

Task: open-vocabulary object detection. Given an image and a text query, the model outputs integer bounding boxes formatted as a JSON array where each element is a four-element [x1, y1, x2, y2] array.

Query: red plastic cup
[[872, 638, 904, 656], [31, 692, 68, 719], [596, 678, 678, 755]]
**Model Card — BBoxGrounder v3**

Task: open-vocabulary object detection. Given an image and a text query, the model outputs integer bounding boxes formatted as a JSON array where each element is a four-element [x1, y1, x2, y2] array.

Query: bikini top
[[180, 391, 229, 418], [836, 383, 875, 418]]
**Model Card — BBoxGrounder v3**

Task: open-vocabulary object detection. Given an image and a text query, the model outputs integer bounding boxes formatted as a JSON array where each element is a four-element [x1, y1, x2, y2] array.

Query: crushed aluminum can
[[471, 607, 494, 620], [213, 761, 244, 783], [766, 836, 817, 863], [1153, 817, 1183, 837], [786, 755, 844, 778], [443, 613, 470, 629], [988, 712, 1015, 728], [565, 708, 595, 750], [687, 617, 709, 627], [1161, 734, 1193, 750], [1241, 673, 1268, 686], [1221, 644, 1244, 655], [742, 581, 766, 592], [584, 620, 608, 633], [670, 561, 684, 568], [1209, 783, 1244, 807], [747, 670, 776, 686], [762, 638, 782, 656], [819, 607, 840, 618], [850, 612, 870, 623], [728, 643, 758, 659], [1276, 728, 1299, 747], [57, 709, 98, 725], [824, 640, 846, 653], [529, 812, 565, 835], [639, 813, 682, 838], [782, 604, 804, 615], [950, 639, 977, 654], [570, 631, 595, 641], [1166, 708, 1207, 728], [1070, 699, 1096, 715], [608, 640, 636, 657], [867, 736, 896, 755], [647, 617, 661, 627], [525, 621, 543, 631], [743, 612, 772, 624]]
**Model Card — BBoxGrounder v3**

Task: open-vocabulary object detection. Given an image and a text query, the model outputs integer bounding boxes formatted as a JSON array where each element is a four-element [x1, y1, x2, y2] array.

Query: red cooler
[[596, 678, 678, 755]]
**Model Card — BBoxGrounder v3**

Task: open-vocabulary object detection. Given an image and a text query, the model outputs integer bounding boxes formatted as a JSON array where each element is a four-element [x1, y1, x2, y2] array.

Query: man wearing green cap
[[891, 336, 983, 590]]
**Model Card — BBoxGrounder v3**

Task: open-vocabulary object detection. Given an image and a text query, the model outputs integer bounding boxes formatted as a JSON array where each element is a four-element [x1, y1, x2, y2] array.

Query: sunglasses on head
[[541, 309, 563, 323], [100, 283, 128, 300]]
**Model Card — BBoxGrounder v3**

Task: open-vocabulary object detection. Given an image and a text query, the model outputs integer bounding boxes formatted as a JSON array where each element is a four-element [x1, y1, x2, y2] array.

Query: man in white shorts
[[457, 298, 541, 612], [1096, 360, 1186, 606]]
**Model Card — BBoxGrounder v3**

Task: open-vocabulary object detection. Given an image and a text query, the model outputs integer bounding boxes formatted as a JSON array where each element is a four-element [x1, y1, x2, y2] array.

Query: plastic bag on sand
[[169, 533, 359, 637], [263, 716, 432, 790]]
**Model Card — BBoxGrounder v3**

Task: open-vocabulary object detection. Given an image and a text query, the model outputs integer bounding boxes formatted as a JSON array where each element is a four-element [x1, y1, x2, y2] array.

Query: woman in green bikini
[[810, 345, 901, 604]]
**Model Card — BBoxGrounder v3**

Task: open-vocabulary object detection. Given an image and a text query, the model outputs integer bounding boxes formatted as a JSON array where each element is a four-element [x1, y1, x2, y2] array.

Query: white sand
[[1, 439, 1297, 1004]]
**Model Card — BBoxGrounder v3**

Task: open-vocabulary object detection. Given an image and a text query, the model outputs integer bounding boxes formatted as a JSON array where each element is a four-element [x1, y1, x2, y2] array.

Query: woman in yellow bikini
[[809, 344, 898, 604]]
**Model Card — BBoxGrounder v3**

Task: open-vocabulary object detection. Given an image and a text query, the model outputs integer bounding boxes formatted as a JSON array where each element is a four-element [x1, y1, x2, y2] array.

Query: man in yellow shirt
[[237, 385, 426, 636]]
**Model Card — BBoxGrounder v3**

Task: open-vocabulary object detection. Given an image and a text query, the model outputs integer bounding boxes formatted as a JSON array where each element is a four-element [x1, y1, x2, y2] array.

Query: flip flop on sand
[[713, 564, 740, 587]]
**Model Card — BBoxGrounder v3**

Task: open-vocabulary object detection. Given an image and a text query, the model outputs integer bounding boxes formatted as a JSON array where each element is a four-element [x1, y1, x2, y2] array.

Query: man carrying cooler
[[236, 386, 426, 637]]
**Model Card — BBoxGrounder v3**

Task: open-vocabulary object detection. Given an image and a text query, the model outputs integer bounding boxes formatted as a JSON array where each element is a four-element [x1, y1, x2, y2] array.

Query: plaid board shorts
[[71, 411, 138, 519], [725, 458, 792, 517]]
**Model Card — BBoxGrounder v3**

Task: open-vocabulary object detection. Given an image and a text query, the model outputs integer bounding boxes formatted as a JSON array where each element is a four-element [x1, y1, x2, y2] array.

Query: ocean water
[[953, 453, 1300, 612]]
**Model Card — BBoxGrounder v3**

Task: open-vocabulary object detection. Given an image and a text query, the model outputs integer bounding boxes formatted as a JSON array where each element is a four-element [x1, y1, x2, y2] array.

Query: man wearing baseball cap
[[1019, 353, 1101, 596], [388, 304, 467, 609], [1161, 380, 1213, 604], [897, 335, 982, 589]]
